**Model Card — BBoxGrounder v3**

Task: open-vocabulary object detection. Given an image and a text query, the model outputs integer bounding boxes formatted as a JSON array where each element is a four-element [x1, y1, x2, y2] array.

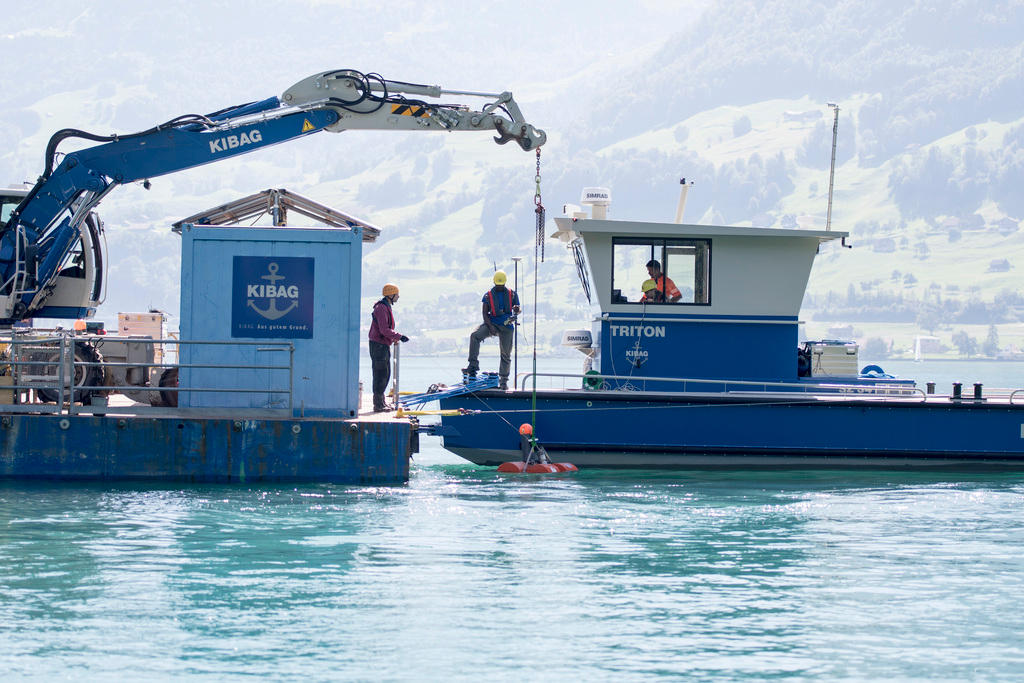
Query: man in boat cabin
[[462, 270, 521, 390], [645, 259, 682, 303], [368, 283, 409, 412]]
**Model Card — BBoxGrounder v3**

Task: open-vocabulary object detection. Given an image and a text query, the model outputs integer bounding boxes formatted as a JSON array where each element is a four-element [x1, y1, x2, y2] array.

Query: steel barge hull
[[0, 411, 413, 483]]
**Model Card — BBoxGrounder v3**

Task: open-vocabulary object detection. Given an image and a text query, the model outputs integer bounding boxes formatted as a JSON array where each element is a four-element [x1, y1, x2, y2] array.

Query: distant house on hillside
[[873, 237, 896, 253], [938, 215, 985, 233], [961, 213, 985, 230], [828, 324, 856, 339], [997, 346, 1024, 360], [988, 258, 1012, 272], [994, 217, 1020, 236], [782, 110, 822, 123]]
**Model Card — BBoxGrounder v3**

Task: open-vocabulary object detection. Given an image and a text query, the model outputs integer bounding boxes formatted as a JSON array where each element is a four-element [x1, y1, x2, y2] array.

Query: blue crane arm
[[0, 69, 546, 323], [0, 104, 338, 320], [1, 105, 338, 303]]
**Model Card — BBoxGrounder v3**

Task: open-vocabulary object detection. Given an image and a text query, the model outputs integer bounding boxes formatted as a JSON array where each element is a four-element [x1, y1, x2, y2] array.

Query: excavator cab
[[0, 186, 104, 321], [34, 210, 104, 320]]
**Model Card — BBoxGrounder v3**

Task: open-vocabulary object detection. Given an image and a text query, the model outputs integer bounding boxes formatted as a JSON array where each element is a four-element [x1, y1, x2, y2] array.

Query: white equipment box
[[808, 341, 859, 377], [117, 312, 166, 363], [118, 312, 164, 338]]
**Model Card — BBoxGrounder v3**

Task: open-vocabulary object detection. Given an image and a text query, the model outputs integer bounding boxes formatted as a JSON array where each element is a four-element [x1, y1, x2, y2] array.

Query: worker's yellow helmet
[[382, 283, 399, 296], [493, 270, 508, 286], [641, 279, 657, 293]]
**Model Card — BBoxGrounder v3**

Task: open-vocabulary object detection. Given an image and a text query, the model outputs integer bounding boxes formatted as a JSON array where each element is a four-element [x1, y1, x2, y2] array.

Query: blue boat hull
[[0, 414, 412, 483], [439, 390, 1024, 467]]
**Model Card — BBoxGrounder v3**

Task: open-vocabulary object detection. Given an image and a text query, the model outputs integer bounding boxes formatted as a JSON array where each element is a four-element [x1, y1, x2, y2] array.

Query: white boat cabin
[[552, 195, 847, 386]]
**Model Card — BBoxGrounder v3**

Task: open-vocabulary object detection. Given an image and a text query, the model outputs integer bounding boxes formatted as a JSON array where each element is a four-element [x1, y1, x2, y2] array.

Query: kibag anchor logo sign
[[232, 256, 314, 338], [247, 262, 298, 320]]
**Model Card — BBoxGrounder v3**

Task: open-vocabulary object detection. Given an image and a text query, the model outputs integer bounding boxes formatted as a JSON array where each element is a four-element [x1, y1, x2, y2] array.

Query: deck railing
[[516, 371, 928, 400], [0, 332, 294, 416]]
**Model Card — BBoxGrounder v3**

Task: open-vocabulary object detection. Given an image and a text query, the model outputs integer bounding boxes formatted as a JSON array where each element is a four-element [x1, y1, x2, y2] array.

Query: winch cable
[[467, 391, 520, 432], [603, 298, 648, 392], [453, 149, 544, 440], [624, 300, 650, 388], [530, 148, 544, 435]]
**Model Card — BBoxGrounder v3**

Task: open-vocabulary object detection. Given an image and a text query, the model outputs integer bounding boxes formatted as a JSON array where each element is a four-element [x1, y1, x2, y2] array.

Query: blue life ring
[[860, 364, 886, 376]]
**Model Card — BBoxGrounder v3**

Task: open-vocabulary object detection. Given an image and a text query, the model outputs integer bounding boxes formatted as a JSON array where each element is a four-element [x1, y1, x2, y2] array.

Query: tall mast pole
[[826, 102, 840, 231]]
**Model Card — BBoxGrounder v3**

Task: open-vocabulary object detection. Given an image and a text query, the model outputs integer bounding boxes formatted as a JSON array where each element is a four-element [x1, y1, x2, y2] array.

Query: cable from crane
[[319, 69, 391, 114], [318, 69, 515, 120], [0, 112, 221, 240], [0, 112, 220, 239], [40, 113, 216, 179]]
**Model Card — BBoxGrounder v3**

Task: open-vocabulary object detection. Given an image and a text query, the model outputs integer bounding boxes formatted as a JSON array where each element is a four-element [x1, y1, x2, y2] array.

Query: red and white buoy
[[497, 424, 578, 473]]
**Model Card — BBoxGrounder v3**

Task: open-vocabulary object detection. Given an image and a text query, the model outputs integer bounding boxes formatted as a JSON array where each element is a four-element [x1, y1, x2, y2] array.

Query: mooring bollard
[[952, 382, 962, 400], [974, 383, 983, 400], [926, 382, 935, 394]]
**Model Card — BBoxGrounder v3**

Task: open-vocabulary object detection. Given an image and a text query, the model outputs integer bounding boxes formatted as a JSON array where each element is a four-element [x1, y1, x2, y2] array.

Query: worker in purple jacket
[[368, 283, 408, 412]]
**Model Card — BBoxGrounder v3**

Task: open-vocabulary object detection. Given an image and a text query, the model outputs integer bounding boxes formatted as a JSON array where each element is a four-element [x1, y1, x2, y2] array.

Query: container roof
[[172, 188, 380, 241]]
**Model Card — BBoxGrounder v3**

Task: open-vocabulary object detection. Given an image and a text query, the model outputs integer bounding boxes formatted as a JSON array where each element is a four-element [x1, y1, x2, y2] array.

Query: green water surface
[[3, 467, 1024, 679], [3, 357, 1024, 679]]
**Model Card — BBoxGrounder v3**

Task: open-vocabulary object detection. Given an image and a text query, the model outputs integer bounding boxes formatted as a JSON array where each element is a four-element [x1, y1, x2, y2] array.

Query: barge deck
[[0, 392, 415, 484]]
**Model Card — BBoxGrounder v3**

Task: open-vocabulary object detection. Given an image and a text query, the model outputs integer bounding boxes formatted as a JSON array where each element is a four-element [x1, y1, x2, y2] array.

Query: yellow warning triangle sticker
[[301, 119, 316, 133]]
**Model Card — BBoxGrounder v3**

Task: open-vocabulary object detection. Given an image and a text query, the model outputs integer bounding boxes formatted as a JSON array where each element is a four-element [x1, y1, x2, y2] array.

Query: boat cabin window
[[611, 237, 710, 305]]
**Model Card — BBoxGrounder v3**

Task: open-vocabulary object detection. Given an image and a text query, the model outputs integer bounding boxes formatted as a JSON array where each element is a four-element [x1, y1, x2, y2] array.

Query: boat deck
[[491, 384, 1024, 407]]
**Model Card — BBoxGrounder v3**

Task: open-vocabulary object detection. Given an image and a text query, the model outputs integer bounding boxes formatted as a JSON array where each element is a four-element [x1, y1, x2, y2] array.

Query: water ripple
[[3, 468, 1024, 679]]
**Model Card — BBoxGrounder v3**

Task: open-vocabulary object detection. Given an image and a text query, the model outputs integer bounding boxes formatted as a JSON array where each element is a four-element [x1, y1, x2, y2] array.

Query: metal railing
[[517, 371, 927, 401], [0, 332, 294, 416]]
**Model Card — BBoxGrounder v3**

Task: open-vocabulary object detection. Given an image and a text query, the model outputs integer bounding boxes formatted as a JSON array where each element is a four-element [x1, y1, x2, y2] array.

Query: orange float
[[497, 425, 577, 473]]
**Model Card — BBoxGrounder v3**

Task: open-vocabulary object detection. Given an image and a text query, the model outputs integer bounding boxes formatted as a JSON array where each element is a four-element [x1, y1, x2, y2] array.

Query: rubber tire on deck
[[159, 367, 179, 408], [37, 342, 103, 404]]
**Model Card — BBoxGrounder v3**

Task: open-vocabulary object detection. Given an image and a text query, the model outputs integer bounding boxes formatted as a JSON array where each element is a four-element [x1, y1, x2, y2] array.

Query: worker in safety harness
[[368, 283, 408, 412], [462, 270, 521, 390]]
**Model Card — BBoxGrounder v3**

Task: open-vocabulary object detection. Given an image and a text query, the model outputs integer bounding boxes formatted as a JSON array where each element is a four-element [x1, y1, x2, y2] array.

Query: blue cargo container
[[179, 224, 362, 418]]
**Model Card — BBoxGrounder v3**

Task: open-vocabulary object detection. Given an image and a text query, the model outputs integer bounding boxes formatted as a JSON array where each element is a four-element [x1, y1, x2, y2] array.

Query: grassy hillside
[[3, 0, 1021, 365]]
